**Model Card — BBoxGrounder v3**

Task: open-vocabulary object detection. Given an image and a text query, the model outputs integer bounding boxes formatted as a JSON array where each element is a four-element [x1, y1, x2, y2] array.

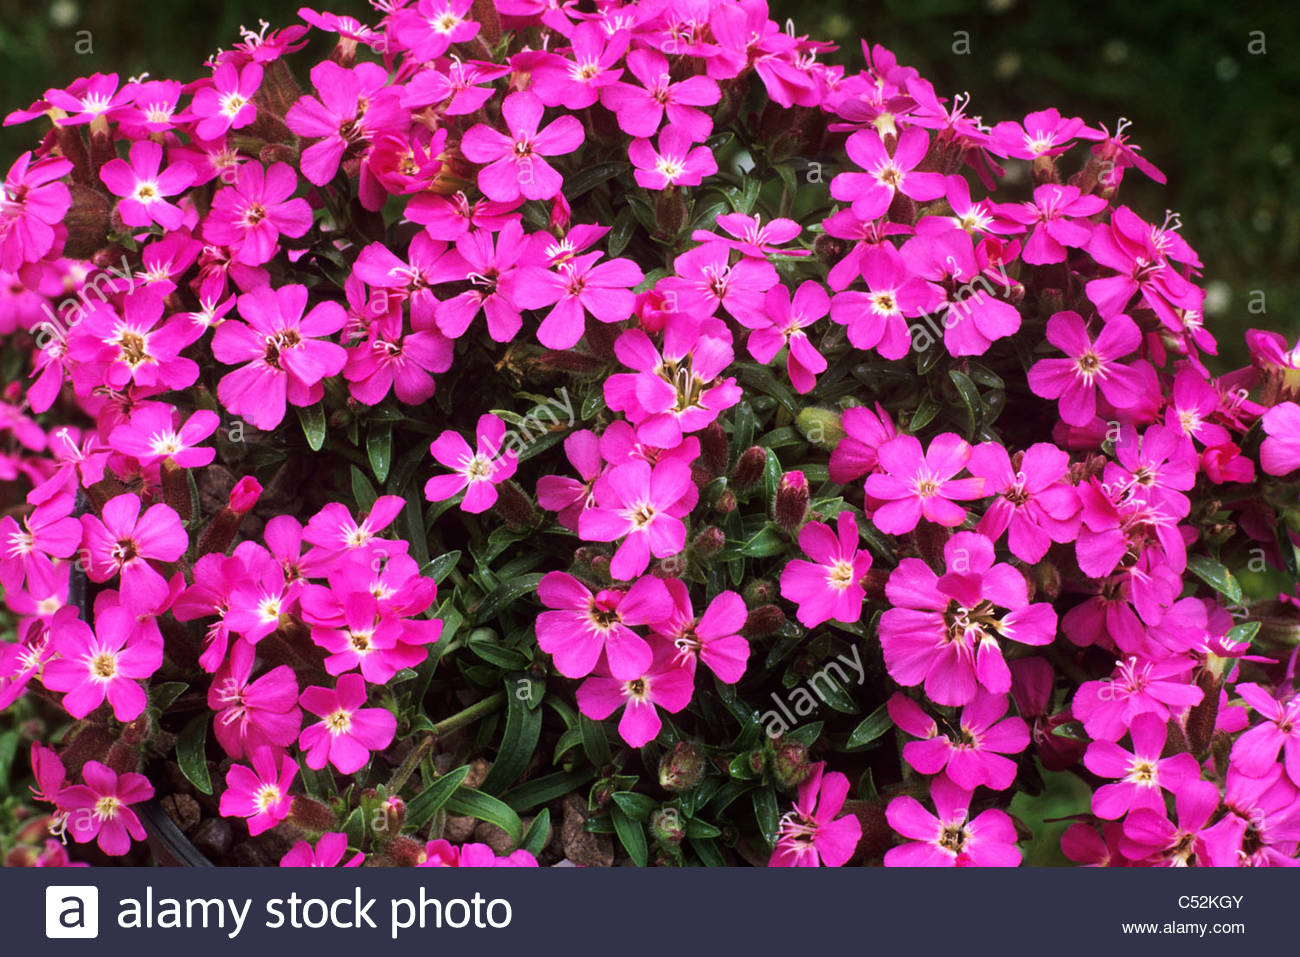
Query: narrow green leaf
[[566, 161, 626, 198], [739, 523, 788, 557], [948, 369, 982, 437], [473, 572, 544, 625], [424, 550, 461, 584], [845, 701, 893, 749], [611, 791, 657, 821], [367, 426, 392, 483], [683, 818, 721, 839], [177, 714, 212, 796], [406, 765, 471, 830], [343, 807, 366, 846], [752, 788, 780, 848], [444, 787, 524, 844], [580, 715, 611, 766], [351, 465, 378, 513], [297, 403, 326, 451], [1187, 555, 1243, 604], [501, 770, 595, 813], [1226, 620, 1262, 645], [479, 679, 544, 794], [150, 681, 188, 712], [607, 206, 637, 258], [611, 805, 648, 866], [521, 808, 551, 857]]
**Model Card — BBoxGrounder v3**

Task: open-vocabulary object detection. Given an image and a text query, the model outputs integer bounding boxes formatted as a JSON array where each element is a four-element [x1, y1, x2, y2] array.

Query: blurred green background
[[1, 0, 1295, 361]]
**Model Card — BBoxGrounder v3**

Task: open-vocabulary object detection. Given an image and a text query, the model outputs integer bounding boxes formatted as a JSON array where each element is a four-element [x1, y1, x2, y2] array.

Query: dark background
[[1, 0, 1296, 359]]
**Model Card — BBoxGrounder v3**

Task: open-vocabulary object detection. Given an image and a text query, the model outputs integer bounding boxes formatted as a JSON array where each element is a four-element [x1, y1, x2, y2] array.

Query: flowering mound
[[1, 0, 1300, 869]]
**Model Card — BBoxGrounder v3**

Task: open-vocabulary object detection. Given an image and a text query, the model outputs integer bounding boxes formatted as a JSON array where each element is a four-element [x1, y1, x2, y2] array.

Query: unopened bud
[[288, 795, 338, 834], [741, 604, 785, 638], [713, 489, 737, 514], [649, 807, 685, 845], [770, 739, 812, 790], [730, 446, 767, 492], [773, 471, 809, 530], [795, 407, 845, 449], [384, 835, 428, 867], [742, 580, 778, 605], [698, 423, 729, 479], [658, 741, 705, 791], [690, 526, 725, 557], [229, 476, 262, 514], [492, 479, 537, 528]]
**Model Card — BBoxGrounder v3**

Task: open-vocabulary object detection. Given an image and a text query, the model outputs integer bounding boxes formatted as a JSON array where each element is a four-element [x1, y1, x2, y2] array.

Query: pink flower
[[988, 108, 1101, 160], [390, 0, 479, 60], [219, 746, 297, 835], [575, 640, 695, 747], [884, 775, 1021, 866], [285, 61, 405, 186], [658, 242, 777, 323], [98, 140, 194, 231], [629, 125, 717, 189], [460, 91, 583, 202], [189, 61, 262, 140], [1084, 713, 1202, 819], [212, 283, 348, 430], [535, 571, 671, 680], [1260, 402, 1300, 476], [79, 493, 187, 613], [779, 510, 872, 627], [578, 458, 699, 580], [42, 605, 163, 720], [601, 47, 720, 140], [59, 760, 153, 856], [344, 313, 452, 405], [769, 762, 862, 867], [281, 832, 364, 867], [298, 673, 397, 774], [967, 442, 1080, 563], [434, 220, 532, 342], [302, 495, 406, 562], [1001, 184, 1105, 265], [417, 840, 538, 867], [0, 152, 73, 271], [424, 413, 518, 514], [108, 405, 219, 469], [203, 162, 312, 266], [830, 126, 946, 219], [208, 640, 302, 760], [1027, 311, 1145, 426], [1230, 683, 1300, 783], [745, 281, 829, 394], [828, 404, 897, 483], [879, 532, 1057, 706], [529, 22, 627, 110], [653, 579, 749, 683], [1119, 780, 1226, 866], [0, 501, 81, 595], [1072, 656, 1203, 742], [536, 429, 602, 531], [515, 250, 643, 350], [889, 691, 1029, 791], [68, 290, 201, 393], [829, 242, 941, 359], [864, 432, 984, 534]]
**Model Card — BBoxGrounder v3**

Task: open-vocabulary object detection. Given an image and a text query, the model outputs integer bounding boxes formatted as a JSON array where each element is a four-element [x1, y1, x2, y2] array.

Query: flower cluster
[[0, 0, 1298, 870]]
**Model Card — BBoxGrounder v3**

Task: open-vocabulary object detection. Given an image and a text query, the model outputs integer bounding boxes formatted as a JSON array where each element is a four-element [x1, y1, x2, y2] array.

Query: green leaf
[[367, 426, 392, 483], [1226, 620, 1262, 645], [351, 465, 378, 513], [683, 818, 721, 839], [501, 770, 595, 812], [581, 715, 611, 766], [406, 765, 471, 830], [611, 791, 657, 821], [752, 788, 780, 848], [690, 835, 725, 866], [444, 787, 525, 845], [607, 206, 637, 258], [610, 805, 648, 866], [739, 523, 788, 557], [467, 634, 532, 670], [424, 550, 461, 585], [177, 714, 213, 796], [479, 679, 544, 794], [566, 161, 626, 198], [1187, 555, 1243, 604], [343, 807, 366, 846], [732, 400, 756, 453], [909, 394, 942, 433], [521, 808, 551, 857], [473, 572, 544, 625], [845, 701, 893, 750], [0, 730, 18, 796], [297, 403, 326, 451], [150, 681, 189, 712], [948, 369, 982, 437]]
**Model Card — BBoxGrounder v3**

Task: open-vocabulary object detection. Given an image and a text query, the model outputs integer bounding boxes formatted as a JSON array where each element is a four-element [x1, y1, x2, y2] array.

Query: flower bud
[[288, 795, 338, 834], [712, 489, 737, 514], [492, 479, 537, 529], [795, 407, 845, 449], [741, 604, 785, 639], [698, 423, 729, 479], [61, 184, 112, 259], [654, 187, 687, 236], [773, 470, 810, 530], [742, 580, 778, 606], [730, 446, 767, 492], [160, 459, 192, 523], [690, 526, 725, 557], [229, 476, 263, 515], [384, 835, 428, 867], [769, 739, 812, 790], [649, 807, 685, 845], [658, 741, 705, 791], [1186, 670, 1221, 757]]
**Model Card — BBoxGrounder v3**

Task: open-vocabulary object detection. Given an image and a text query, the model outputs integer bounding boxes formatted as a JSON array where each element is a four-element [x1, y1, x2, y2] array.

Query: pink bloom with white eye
[[79, 494, 187, 613], [746, 281, 830, 394], [460, 91, 583, 202], [1230, 682, 1300, 784], [578, 458, 699, 581], [0, 501, 81, 595], [0, 152, 73, 271], [864, 432, 985, 534], [285, 61, 405, 187], [189, 61, 262, 140], [967, 442, 1080, 563], [172, 551, 246, 672], [1260, 402, 1300, 477], [1084, 713, 1202, 819], [829, 242, 943, 359], [601, 47, 720, 140], [1165, 368, 1231, 447], [424, 413, 519, 514], [98, 140, 194, 231], [218, 746, 297, 836], [68, 291, 202, 393], [830, 126, 946, 219], [208, 640, 302, 760], [344, 312, 453, 406], [108, 405, 219, 469], [575, 639, 695, 748], [1119, 780, 1229, 866], [529, 22, 627, 110], [889, 690, 1030, 791], [212, 283, 348, 431], [401, 60, 508, 116], [42, 605, 162, 721], [879, 532, 1057, 707], [653, 579, 749, 684], [203, 161, 313, 266], [353, 231, 462, 332], [1103, 423, 1198, 519], [779, 510, 872, 628], [59, 760, 153, 857], [536, 429, 602, 531], [1001, 183, 1106, 265], [828, 403, 898, 484], [692, 212, 809, 259], [281, 832, 365, 867], [658, 242, 778, 322], [433, 220, 533, 343], [768, 762, 862, 867], [1205, 766, 1300, 867], [1026, 311, 1145, 426], [1072, 656, 1203, 742], [515, 249, 644, 350], [303, 495, 406, 563], [389, 0, 480, 60], [43, 72, 131, 126], [0, 622, 55, 710], [310, 592, 412, 684], [916, 175, 1024, 239], [884, 775, 1021, 866], [298, 673, 397, 775], [629, 124, 718, 189], [535, 571, 672, 680], [988, 108, 1102, 160], [223, 547, 301, 645]]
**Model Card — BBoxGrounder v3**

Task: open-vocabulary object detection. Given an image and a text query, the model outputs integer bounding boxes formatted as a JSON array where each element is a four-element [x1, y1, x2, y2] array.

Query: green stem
[[386, 691, 506, 793]]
